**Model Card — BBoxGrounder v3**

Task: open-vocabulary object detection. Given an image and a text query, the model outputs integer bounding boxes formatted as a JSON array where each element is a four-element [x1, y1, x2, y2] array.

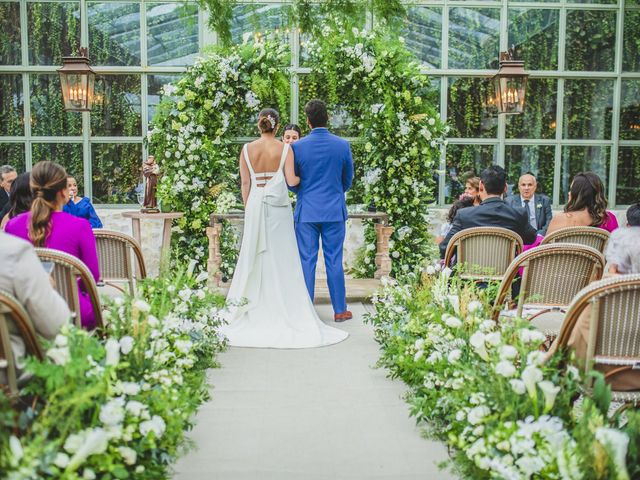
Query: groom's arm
[[288, 143, 301, 193], [342, 144, 354, 192]]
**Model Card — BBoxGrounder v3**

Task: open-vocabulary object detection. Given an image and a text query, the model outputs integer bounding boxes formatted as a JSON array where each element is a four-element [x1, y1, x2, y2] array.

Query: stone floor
[[172, 303, 454, 480]]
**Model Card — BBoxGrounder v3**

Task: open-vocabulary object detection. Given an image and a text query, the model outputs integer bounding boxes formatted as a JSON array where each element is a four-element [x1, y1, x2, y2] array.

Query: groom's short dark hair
[[304, 100, 328, 128]]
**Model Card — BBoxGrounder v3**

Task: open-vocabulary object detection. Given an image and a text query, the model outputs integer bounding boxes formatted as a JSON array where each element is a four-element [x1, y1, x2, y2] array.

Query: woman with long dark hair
[[546, 172, 618, 234], [5, 161, 100, 329]]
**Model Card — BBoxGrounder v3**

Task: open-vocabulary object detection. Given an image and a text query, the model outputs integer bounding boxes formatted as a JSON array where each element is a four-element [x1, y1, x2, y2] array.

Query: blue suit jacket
[[291, 128, 354, 223]]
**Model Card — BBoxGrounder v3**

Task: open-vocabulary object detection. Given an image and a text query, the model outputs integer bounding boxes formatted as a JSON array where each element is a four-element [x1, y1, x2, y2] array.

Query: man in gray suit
[[506, 173, 553, 236]]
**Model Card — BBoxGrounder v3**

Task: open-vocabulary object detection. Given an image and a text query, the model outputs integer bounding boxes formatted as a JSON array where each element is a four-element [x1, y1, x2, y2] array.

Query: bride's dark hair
[[257, 108, 279, 134]]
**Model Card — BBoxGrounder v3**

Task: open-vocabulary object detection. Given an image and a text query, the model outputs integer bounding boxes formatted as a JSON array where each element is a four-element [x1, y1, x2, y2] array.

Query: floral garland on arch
[[149, 27, 446, 278]]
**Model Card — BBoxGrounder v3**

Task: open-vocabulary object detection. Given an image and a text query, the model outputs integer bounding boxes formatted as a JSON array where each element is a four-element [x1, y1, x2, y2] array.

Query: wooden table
[[121, 211, 183, 265]]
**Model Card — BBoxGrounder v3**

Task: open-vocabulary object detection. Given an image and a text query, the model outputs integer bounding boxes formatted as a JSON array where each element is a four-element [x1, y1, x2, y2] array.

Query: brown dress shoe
[[334, 311, 353, 322]]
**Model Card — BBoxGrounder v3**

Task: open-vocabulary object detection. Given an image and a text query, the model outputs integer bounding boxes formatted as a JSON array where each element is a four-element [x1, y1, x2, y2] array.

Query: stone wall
[[96, 207, 629, 279]]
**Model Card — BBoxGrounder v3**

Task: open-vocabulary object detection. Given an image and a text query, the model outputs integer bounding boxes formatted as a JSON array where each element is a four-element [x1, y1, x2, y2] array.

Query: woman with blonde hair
[[5, 161, 100, 329]]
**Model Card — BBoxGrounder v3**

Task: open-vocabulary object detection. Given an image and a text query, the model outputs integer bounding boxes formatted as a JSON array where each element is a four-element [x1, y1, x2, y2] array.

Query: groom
[[292, 100, 354, 322]]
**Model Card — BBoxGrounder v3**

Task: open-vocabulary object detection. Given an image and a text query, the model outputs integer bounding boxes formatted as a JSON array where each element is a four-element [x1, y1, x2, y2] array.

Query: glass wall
[[0, 0, 638, 206]]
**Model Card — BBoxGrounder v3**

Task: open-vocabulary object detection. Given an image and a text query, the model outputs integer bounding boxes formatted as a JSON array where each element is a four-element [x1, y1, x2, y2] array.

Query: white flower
[[467, 405, 490, 425], [428, 117, 436, 126], [139, 415, 166, 438], [175, 339, 193, 354], [484, 332, 501, 346], [105, 338, 120, 366], [495, 360, 517, 378], [47, 347, 70, 365], [83, 469, 96, 480], [595, 428, 630, 480], [118, 446, 137, 465], [500, 345, 518, 360], [119, 336, 134, 355], [519, 328, 546, 344], [414, 338, 425, 350], [54, 334, 68, 347], [467, 300, 483, 314], [441, 267, 452, 278], [479, 320, 496, 332], [99, 399, 125, 426], [425, 265, 436, 275], [537, 380, 561, 412], [443, 314, 463, 329], [64, 433, 84, 453], [448, 349, 462, 363], [447, 294, 460, 314], [515, 456, 546, 477], [469, 332, 489, 360], [521, 366, 543, 398], [67, 428, 109, 471], [133, 299, 151, 313], [54, 452, 70, 468], [9, 436, 23, 462], [527, 351, 545, 366], [121, 382, 141, 396], [414, 350, 424, 361], [126, 400, 146, 417]]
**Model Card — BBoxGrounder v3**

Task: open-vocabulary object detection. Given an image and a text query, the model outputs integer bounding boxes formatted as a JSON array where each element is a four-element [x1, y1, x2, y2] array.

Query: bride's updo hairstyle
[[29, 160, 68, 247], [257, 108, 279, 134]]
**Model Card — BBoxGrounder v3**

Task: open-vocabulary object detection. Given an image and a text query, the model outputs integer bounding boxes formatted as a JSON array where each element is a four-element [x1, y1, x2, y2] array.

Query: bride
[[221, 108, 348, 348]]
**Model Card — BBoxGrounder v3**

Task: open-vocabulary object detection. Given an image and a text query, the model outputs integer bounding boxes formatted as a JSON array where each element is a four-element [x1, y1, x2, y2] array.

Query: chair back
[[541, 226, 610, 254], [555, 275, 640, 380], [444, 227, 523, 281], [0, 290, 44, 397], [34, 248, 103, 329], [94, 230, 147, 295], [493, 243, 605, 320]]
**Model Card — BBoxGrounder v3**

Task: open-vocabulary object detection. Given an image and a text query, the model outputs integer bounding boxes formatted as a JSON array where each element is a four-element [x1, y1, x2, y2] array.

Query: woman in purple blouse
[[5, 161, 101, 329]]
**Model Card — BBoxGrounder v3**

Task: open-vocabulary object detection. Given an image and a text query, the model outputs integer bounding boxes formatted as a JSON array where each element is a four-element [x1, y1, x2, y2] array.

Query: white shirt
[[520, 194, 537, 229]]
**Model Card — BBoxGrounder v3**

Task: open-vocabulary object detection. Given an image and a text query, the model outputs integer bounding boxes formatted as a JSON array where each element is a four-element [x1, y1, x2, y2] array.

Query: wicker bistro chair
[[541, 226, 610, 254], [554, 274, 640, 410], [492, 244, 605, 336], [444, 227, 524, 282], [0, 290, 44, 397], [34, 248, 104, 330], [94, 230, 147, 295]]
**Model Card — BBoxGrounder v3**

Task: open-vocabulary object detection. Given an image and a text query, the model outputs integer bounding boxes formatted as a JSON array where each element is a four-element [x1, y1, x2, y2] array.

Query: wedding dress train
[[221, 143, 348, 348]]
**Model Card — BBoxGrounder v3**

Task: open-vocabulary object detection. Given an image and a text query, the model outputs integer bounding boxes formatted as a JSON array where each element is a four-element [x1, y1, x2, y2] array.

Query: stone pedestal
[[374, 223, 395, 279]]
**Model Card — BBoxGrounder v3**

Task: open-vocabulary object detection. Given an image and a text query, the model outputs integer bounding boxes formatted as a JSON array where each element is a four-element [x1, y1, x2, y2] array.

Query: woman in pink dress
[[5, 161, 100, 329]]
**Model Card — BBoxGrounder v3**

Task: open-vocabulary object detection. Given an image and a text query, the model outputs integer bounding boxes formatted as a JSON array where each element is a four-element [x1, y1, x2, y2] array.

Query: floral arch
[[148, 27, 446, 279]]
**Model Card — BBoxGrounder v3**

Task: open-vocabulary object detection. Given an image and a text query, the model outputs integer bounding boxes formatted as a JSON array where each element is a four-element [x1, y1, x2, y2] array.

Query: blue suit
[[291, 128, 354, 314]]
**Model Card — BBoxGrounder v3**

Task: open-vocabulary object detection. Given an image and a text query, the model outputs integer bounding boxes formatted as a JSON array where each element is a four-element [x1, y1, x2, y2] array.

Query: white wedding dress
[[221, 143, 348, 348]]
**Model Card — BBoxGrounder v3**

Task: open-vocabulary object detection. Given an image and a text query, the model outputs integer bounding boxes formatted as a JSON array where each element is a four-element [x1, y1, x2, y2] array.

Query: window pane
[[147, 3, 198, 66], [91, 143, 141, 204], [402, 6, 442, 69], [448, 7, 500, 70], [560, 146, 610, 204], [0, 143, 25, 172], [620, 80, 640, 140], [0, 2, 21, 65], [32, 143, 84, 192], [508, 8, 559, 71], [28, 2, 80, 66], [617, 147, 640, 206], [30, 74, 82, 136], [448, 77, 498, 138], [623, 10, 640, 72], [88, 2, 141, 67], [565, 10, 616, 71], [0, 74, 23, 135], [506, 78, 557, 139], [230, 4, 290, 45], [444, 144, 496, 203], [563, 79, 613, 140], [148, 74, 181, 125], [505, 145, 555, 199], [91, 75, 141, 136]]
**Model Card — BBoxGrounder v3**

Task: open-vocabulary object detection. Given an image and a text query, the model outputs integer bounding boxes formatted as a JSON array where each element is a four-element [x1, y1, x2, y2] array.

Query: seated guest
[[435, 195, 475, 245], [439, 165, 538, 258], [282, 123, 302, 144], [605, 203, 640, 275], [546, 172, 618, 235], [5, 161, 100, 329], [63, 176, 103, 228], [463, 176, 481, 206], [506, 172, 553, 236], [0, 165, 17, 212], [0, 231, 70, 385], [546, 238, 640, 390], [1, 172, 33, 229]]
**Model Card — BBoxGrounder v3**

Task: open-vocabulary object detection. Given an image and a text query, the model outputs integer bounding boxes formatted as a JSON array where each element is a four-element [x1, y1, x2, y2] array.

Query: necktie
[[524, 200, 536, 229]]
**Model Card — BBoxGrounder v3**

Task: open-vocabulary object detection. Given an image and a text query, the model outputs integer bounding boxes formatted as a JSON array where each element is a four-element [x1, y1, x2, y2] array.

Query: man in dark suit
[[440, 165, 538, 258], [506, 172, 553, 236], [0, 165, 17, 212]]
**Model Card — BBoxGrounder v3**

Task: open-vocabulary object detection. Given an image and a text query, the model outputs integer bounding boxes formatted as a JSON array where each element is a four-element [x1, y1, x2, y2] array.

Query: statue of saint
[[142, 155, 160, 213]]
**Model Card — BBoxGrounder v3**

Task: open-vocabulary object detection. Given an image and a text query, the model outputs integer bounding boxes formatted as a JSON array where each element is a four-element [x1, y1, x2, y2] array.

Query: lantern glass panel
[[494, 75, 527, 114]]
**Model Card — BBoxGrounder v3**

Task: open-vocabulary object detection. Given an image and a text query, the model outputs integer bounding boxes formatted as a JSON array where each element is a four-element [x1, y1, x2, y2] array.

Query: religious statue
[[142, 155, 160, 213]]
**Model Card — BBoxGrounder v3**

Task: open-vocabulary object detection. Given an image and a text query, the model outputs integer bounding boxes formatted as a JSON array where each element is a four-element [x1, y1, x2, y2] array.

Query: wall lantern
[[58, 47, 96, 112], [492, 50, 528, 115]]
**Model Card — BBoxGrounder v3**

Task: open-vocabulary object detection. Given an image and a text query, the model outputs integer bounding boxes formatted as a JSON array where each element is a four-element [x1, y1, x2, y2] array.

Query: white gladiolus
[[595, 428, 630, 480], [118, 446, 137, 465], [119, 336, 134, 355], [510, 379, 527, 395], [538, 381, 561, 412], [67, 428, 109, 471], [105, 338, 120, 366], [500, 345, 518, 360], [495, 360, 517, 378], [521, 366, 543, 398]]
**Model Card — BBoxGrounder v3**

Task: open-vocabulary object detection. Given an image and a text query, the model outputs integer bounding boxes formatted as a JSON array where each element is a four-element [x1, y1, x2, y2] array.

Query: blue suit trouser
[[295, 221, 347, 314]]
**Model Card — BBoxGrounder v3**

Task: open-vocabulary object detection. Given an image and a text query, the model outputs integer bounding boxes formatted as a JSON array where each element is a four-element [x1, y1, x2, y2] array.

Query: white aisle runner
[[172, 303, 454, 480]]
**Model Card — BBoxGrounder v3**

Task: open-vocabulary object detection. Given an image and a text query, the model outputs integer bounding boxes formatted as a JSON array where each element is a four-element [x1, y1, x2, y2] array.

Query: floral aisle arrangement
[[0, 268, 226, 479], [150, 27, 446, 279], [367, 270, 640, 479]]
